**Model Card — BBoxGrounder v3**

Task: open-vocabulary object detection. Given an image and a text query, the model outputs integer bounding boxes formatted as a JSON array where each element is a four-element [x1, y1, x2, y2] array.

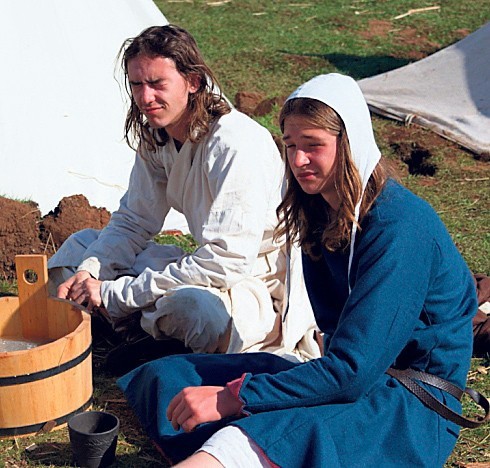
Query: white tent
[[0, 0, 189, 232], [359, 22, 490, 157]]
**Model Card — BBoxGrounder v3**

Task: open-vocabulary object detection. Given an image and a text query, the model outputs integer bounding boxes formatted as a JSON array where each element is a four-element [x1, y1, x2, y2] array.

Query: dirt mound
[[40, 195, 111, 256], [0, 198, 43, 280], [0, 194, 110, 281]]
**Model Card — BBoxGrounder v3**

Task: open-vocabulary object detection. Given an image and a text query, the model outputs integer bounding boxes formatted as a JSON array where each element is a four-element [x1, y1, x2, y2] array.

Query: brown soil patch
[[39, 195, 111, 256], [235, 91, 265, 116], [361, 20, 441, 60], [0, 194, 110, 281], [235, 92, 288, 119], [360, 19, 393, 39], [0, 198, 43, 280], [390, 142, 438, 176], [376, 119, 458, 177], [380, 119, 458, 154], [254, 95, 288, 117], [285, 53, 320, 71], [379, 118, 487, 171], [395, 27, 441, 60]]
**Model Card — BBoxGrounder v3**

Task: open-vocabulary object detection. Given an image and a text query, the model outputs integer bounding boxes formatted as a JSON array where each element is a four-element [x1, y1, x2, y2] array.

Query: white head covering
[[286, 73, 381, 291]]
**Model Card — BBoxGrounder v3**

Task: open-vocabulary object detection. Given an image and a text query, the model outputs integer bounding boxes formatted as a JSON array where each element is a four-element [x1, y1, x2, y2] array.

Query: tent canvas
[[358, 22, 490, 157], [0, 0, 189, 232]]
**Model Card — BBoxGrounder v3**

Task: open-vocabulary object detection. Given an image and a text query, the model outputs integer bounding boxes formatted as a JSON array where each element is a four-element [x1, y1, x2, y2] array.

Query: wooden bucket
[[0, 255, 92, 438]]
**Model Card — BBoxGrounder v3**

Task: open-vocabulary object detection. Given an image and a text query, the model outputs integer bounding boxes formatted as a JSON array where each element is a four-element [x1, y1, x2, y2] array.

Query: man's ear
[[187, 73, 201, 94]]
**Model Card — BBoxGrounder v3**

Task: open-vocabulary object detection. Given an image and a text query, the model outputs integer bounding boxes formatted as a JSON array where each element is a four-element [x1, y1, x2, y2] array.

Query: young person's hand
[[166, 386, 242, 432], [57, 270, 92, 299], [58, 271, 102, 310]]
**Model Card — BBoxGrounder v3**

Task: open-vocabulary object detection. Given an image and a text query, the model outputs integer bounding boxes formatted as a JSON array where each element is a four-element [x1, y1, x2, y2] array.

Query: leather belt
[[386, 367, 490, 429]]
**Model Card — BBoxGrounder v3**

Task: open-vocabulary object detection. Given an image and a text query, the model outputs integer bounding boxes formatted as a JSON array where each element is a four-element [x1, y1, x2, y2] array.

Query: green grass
[[152, 0, 490, 274], [0, 194, 33, 205], [447, 359, 490, 465], [154, 233, 198, 252], [0, 279, 16, 296], [155, 0, 489, 93], [1, 1, 489, 466]]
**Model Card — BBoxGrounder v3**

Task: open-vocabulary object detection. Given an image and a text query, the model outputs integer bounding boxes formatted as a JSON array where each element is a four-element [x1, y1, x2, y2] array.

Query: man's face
[[127, 55, 199, 143]]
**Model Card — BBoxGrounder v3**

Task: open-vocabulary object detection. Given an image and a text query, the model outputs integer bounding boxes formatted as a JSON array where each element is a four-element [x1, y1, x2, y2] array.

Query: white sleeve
[[101, 116, 283, 317], [78, 147, 170, 280]]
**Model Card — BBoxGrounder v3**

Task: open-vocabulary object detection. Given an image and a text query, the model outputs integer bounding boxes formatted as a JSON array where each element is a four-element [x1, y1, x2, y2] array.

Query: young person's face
[[283, 115, 340, 208], [127, 55, 199, 143]]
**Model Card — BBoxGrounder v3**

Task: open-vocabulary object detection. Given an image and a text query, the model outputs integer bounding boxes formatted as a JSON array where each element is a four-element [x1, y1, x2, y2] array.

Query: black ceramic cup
[[68, 411, 120, 468]]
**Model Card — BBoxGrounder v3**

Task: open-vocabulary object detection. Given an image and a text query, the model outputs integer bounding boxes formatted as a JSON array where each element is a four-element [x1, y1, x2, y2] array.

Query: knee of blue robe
[[117, 352, 296, 463]]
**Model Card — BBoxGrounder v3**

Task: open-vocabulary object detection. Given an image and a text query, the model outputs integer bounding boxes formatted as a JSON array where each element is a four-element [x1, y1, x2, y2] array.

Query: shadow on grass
[[279, 50, 411, 79], [23, 441, 166, 467], [20, 441, 70, 467]]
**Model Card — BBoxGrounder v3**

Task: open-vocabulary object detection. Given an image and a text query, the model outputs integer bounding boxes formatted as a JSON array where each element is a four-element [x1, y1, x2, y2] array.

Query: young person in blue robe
[[118, 73, 481, 467]]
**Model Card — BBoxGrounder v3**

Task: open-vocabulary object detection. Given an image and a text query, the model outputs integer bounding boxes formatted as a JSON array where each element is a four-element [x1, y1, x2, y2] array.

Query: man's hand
[[57, 271, 103, 311], [166, 386, 242, 433], [57, 271, 92, 299]]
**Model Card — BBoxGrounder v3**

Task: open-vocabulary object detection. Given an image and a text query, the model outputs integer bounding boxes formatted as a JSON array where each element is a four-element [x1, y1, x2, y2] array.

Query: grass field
[[155, 0, 490, 275], [1, 1, 489, 466]]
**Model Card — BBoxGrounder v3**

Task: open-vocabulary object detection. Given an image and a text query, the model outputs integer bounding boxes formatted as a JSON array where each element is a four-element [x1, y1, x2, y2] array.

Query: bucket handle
[[15, 255, 49, 339]]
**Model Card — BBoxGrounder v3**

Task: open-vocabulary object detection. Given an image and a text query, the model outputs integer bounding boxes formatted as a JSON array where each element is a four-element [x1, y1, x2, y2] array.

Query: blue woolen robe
[[118, 180, 477, 467]]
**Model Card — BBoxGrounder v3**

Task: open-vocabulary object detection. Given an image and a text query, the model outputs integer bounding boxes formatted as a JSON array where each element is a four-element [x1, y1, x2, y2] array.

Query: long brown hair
[[275, 98, 393, 258], [118, 24, 231, 151]]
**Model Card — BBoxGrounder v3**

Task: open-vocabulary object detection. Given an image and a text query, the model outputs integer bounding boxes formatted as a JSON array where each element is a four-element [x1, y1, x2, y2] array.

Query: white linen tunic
[[48, 109, 319, 359]]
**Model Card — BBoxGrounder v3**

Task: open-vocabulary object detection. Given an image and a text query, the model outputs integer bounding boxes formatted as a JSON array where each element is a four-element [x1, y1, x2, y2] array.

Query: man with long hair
[[118, 73, 481, 468], [48, 25, 319, 373]]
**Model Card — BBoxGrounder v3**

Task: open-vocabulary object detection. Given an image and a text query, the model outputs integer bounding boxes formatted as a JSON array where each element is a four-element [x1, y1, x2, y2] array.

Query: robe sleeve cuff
[[226, 373, 250, 416], [77, 257, 101, 279]]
